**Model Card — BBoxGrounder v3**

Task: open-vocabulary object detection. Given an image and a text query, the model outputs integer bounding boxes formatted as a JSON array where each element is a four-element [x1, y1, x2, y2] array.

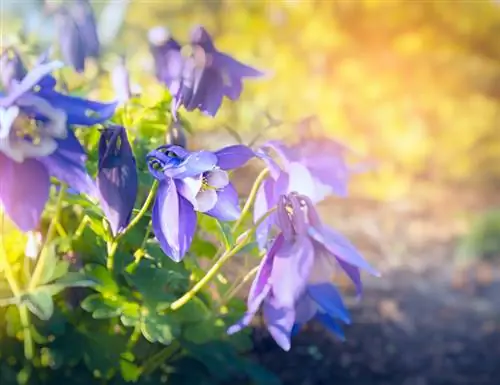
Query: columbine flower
[[55, 0, 100, 73], [146, 144, 255, 261], [253, 137, 367, 250], [0, 61, 117, 232], [97, 125, 138, 236], [0, 48, 27, 89], [149, 25, 263, 117], [228, 192, 379, 351]]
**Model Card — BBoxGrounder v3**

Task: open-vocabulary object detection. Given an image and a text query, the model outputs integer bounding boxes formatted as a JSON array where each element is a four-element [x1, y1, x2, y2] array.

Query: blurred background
[[3, 0, 500, 384]]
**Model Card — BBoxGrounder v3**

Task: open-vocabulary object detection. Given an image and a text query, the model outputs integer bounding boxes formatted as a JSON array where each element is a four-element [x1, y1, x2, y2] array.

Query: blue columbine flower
[[228, 192, 379, 351], [146, 144, 255, 261], [148, 25, 264, 118], [97, 125, 138, 236], [0, 61, 117, 232]]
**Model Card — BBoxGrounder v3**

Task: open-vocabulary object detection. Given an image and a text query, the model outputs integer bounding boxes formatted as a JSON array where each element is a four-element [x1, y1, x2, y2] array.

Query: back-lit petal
[[152, 178, 196, 262], [164, 150, 217, 179], [308, 283, 350, 324], [214, 144, 255, 170], [205, 182, 240, 221], [270, 235, 314, 308], [263, 297, 295, 351], [0, 154, 50, 232], [254, 177, 276, 250], [309, 226, 380, 277]]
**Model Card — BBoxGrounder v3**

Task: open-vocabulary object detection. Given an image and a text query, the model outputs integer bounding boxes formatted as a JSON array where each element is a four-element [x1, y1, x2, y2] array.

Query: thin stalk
[[107, 180, 158, 271], [231, 168, 269, 232], [0, 215, 33, 359], [29, 184, 66, 290]]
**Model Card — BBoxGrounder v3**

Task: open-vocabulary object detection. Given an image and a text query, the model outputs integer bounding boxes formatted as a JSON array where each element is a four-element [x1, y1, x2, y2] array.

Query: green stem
[[0, 216, 33, 359], [220, 264, 260, 307], [170, 207, 276, 311], [231, 168, 269, 233], [29, 184, 66, 291], [141, 342, 181, 376], [126, 323, 142, 352], [106, 180, 159, 271], [19, 306, 34, 360]]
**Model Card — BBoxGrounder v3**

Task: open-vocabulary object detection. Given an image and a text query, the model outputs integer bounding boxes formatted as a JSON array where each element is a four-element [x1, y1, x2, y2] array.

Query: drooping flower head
[[148, 25, 264, 118], [0, 61, 117, 231], [97, 125, 138, 236], [146, 144, 255, 261], [229, 192, 379, 351]]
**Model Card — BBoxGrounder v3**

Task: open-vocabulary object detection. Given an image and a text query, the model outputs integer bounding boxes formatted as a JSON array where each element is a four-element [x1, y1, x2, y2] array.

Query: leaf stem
[[29, 184, 66, 291], [231, 168, 269, 233], [0, 214, 33, 359], [106, 180, 159, 271], [170, 207, 276, 311]]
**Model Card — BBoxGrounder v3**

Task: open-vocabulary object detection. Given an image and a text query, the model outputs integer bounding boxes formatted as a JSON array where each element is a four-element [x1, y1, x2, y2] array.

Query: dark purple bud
[[97, 125, 138, 236], [166, 121, 187, 148], [0, 48, 27, 89]]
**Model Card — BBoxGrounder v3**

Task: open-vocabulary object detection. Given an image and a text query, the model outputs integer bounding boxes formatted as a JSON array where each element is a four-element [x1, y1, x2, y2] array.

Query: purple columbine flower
[[55, 0, 100, 73], [146, 144, 255, 261], [228, 192, 379, 351], [0, 61, 117, 232], [253, 137, 368, 250], [149, 25, 264, 118], [97, 125, 138, 236]]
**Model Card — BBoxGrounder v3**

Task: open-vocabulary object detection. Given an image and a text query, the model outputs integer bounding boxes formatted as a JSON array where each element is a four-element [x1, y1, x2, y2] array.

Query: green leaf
[[190, 238, 218, 259], [42, 272, 96, 296], [84, 264, 119, 294], [120, 357, 142, 382], [216, 220, 234, 249], [183, 319, 218, 344], [81, 293, 122, 319], [140, 313, 179, 345], [38, 244, 57, 285], [23, 289, 54, 321], [173, 296, 210, 323]]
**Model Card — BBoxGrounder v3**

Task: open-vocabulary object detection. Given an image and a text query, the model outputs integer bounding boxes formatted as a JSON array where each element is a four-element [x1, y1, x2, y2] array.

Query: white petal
[[177, 176, 203, 205], [25, 231, 42, 260], [148, 26, 170, 46], [14, 136, 58, 158], [206, 169, 229, 189], [195, 189, 218, 212], [0, 138, 24, 162], [17, 95, 67, 139], [0, 106, 19, 139]]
